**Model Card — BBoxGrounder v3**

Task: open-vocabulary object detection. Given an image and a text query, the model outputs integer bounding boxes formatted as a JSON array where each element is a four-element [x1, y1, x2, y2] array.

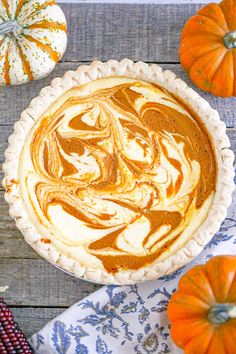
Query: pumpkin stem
[[208, 303, 236, 324], [224, 30, 236, 49], [0, 20, 22, 37]]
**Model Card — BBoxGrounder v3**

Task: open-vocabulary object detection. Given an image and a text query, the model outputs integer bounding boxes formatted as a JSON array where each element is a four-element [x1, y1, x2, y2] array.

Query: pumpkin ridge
[[27, 21, 67, 32], [207, 50, 228, 92], [169, 311, 208, 321], [17, 42, 33, 81], [1, 0, 10, 19], [4, 46, 10, 85], [203, 265, 219, 302], [187, 329, 213, 352], [181, 33, 222, 41], [22, 0, 57, 23], [194, 13, 228, 36], [180, 34, 223, 52], [208, 329, 228, 354], [181, 272, 215, 305], [23, 33, 60, 62], [182, 28, 225, 40], [198, 3, 229, 33], [216, 1, 231, 33], [225, 268, 236, 301], [206, 256, 226, 301], [184, 331, 214, 354], [169, 293, 210, 310], [183, 32, 223, 44], [220, 0, 236, 32], [189, 46, 227, 92], [15, 0, 29, 18], [204, 332, 215, 354], [181, 13, 227, 39], [171, 318, 214, 351], [179, 36, 223, 71], [181, 44, 223, 72]]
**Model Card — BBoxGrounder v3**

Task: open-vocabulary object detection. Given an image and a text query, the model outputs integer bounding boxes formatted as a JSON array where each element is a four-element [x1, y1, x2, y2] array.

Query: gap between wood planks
[[59, 60, 181, 64]]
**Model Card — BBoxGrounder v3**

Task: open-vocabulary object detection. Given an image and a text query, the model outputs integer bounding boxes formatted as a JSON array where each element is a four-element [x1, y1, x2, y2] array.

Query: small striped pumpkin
[[0, 0, 67, 86]]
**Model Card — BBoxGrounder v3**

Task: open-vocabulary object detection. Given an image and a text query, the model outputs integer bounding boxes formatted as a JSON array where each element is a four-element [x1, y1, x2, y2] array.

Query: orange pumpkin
[[167, 256, 236, 354], [179, 0, 236, 97]]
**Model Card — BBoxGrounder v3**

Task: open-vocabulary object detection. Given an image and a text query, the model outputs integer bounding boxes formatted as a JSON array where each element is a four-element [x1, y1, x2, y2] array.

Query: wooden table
[[0, 3, 235, 338]]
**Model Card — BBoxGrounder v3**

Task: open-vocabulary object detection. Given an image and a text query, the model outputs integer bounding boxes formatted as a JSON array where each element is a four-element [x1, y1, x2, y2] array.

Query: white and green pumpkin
[[0, 0, 67, 85]]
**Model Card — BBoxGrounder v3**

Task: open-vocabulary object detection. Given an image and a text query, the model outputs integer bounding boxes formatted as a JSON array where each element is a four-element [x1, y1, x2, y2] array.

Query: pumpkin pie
[[3, 60, 235, 284]]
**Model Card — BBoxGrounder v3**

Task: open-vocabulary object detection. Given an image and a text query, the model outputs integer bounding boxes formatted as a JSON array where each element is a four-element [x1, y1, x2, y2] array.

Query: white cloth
[[30, 193, 236, 354]]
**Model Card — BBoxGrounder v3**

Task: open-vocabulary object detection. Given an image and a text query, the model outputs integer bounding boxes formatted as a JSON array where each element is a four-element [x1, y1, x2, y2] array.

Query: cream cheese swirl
[[19, 76, 216, 272]]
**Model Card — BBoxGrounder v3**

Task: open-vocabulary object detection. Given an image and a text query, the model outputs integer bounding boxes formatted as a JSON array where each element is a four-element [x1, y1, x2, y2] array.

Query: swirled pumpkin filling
[[19, 76, 216, 273]]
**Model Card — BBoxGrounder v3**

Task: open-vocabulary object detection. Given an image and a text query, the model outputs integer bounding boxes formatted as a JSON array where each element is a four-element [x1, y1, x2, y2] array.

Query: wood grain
[[60, 3, 202, 62], [0, 3, 235, 338], [0, 63, 235, 128], [11, 307, 65, 338], [0, 258, 101, 307]]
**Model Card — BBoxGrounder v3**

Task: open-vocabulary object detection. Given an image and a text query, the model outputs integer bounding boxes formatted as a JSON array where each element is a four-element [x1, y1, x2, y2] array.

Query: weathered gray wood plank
[[0, 220, 38, 259], [11, 307, 65, 338], [0, 258, 101, 306], [0, 63, 235, 127], [60, 4, 202, 62], [0, 2, 234, 336], [0, 187, 40, 258]]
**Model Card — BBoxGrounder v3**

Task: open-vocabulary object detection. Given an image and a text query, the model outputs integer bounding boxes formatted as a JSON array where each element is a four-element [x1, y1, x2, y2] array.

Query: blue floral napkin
[[30, 195, 236, 354]]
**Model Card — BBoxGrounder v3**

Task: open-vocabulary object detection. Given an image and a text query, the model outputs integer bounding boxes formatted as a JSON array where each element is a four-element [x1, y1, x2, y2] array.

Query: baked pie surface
[[3, 60, 234, 284]]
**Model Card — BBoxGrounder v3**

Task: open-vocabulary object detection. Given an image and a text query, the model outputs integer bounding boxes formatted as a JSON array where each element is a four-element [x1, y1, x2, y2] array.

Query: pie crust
[[2, 59, 235, 284]]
